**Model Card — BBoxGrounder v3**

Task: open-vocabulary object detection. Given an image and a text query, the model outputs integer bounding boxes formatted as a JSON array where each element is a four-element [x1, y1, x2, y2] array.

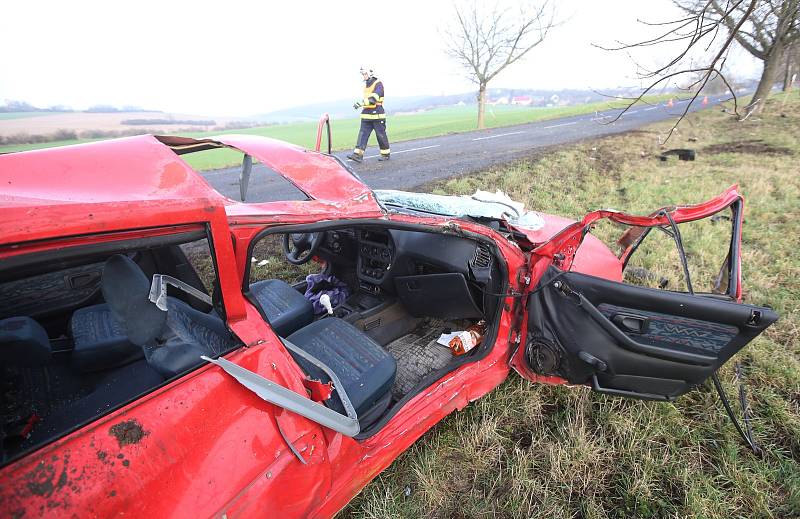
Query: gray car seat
[[70, 264, 314, 372], [70, 304, 143, 372], [249, 279, 314, 337], [100, 254, 238, 378], [286, 317, 397, 428]]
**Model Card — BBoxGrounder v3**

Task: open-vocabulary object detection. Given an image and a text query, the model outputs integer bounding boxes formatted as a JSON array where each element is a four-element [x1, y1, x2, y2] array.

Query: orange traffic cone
[[667, 98, 674, 108], [702, 95, 708, 106]]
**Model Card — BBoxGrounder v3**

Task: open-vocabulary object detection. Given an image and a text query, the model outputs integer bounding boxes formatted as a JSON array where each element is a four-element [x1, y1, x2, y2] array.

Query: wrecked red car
[[0, 134, 777, 517]]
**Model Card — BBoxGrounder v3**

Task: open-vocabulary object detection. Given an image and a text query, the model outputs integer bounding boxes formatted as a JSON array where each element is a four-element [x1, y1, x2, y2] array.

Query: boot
[[346, 152, 363, 163], [377, 154, 390, 161]]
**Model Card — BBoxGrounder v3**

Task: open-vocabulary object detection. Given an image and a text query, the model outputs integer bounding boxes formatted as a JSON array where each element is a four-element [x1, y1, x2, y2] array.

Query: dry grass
[[249, 234, 321, 284], [341, 92, 800, 518], [181, 235, 319, 296]]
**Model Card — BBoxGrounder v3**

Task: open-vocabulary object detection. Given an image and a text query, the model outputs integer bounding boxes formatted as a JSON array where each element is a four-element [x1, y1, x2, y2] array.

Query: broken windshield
[[375, 189, 545, 230]]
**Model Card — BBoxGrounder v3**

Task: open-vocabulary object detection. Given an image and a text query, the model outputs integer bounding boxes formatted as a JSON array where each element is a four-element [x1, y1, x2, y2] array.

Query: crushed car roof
[[0, 134, 223, 208], [158, 135, 376, 206], [0, 134, 379, 246]]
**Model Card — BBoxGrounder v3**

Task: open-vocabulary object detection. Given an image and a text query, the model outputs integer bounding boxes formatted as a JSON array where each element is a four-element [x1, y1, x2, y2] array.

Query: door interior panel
[[525, 267, 777, 399], [0, 262, 105, 321], [597, 303, 739, 357]]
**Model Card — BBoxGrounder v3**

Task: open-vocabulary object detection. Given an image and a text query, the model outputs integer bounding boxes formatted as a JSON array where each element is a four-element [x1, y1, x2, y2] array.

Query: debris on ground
[[659, 149, 696, 161], [624, 267, 670, 290]]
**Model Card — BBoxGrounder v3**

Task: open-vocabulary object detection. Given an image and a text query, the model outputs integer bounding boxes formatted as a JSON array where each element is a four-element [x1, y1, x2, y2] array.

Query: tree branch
[[598, 0, 759, 142]]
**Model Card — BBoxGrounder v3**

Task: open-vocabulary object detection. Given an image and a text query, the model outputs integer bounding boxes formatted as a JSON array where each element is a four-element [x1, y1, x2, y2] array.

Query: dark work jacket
[[361, 77, 385, 119]]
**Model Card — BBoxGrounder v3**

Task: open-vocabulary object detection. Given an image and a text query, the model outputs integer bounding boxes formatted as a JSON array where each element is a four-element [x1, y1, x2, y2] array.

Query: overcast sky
[[0, 0, 761, 116]]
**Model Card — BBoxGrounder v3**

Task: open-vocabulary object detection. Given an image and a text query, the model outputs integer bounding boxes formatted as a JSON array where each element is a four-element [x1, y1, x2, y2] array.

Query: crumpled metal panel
[[156, 134, 382, 212], [510, 185, 745, 382], [0, 135, 228, 246]]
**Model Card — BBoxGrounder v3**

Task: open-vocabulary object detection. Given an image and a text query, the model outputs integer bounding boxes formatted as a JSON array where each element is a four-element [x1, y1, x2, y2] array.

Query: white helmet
[[360, 66, 376, 78]]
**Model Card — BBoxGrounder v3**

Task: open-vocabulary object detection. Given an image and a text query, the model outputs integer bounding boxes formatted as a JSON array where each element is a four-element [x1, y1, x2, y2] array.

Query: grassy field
[[0, 112, 55, 120], [340, 93, 800, 518], [0, 96, 670, 171]]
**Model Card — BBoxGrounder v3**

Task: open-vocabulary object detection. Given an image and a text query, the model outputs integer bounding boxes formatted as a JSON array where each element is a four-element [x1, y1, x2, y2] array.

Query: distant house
[[512, 96, 532, 106], [487, 96, 509, 106]]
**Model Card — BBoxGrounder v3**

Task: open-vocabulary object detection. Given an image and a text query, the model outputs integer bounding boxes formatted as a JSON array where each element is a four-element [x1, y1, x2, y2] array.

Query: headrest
[[101, 255, 166, 345], [0, 316, 52, 366]]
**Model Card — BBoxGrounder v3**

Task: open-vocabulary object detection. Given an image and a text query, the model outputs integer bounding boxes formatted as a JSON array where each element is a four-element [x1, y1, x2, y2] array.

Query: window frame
[[616, 199, 743, 299], [0, 222, 240, 467]]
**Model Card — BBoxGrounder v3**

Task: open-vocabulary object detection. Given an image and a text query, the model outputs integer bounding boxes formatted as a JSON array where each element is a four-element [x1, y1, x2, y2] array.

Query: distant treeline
[[1, 120, 265, 146], [121, 118, 216, 126], [1, 128, 157, 145], [0, 100, 152, 113]]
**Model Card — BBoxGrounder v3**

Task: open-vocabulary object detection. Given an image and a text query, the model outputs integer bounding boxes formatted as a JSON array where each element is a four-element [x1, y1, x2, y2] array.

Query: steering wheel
[[283, 232, 324, 265]]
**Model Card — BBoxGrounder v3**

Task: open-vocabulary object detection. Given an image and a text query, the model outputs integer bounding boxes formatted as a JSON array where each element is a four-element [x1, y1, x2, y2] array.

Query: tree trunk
[[477, 84, 487, 129], [748, 42, 784, 115], [784, 45, 796, 92]]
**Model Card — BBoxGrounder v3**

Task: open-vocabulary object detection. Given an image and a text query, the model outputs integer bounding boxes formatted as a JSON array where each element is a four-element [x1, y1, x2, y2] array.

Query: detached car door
[[512, 186, 778, 400]]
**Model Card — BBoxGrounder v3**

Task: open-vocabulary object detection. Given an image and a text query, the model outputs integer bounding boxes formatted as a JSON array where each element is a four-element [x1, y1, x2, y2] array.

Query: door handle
[[612, 313, 650, 334], [66, 271, 101, 289]]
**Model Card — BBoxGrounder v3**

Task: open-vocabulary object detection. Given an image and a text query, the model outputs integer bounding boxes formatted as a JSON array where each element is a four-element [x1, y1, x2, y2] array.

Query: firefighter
[[347, 67, 390, 162]]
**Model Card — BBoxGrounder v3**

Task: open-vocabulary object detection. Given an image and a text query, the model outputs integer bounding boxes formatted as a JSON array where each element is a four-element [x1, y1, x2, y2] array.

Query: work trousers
[[354, 119, 390, 156]]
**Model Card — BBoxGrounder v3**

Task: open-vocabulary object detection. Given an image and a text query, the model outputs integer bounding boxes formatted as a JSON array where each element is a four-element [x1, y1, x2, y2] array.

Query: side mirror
[[240, 154, 253, 202]]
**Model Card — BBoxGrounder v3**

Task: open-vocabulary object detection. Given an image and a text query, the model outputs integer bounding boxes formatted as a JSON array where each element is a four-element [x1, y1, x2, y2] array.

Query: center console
[[356, 229, 394, 294]]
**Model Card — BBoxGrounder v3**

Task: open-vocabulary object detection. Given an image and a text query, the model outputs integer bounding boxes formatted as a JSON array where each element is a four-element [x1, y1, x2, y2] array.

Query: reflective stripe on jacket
[[361, 77, 385, 119]]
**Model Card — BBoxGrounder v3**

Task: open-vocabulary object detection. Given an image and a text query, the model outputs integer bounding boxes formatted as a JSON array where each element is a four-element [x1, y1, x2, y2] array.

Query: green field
[[340, 93, 800, 518], [0, 112, 56, 120], [0, 97, 671, 171]]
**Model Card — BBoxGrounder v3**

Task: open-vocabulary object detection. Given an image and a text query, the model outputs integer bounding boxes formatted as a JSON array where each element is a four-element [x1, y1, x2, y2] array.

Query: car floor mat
[[384, 320, 457, 400]]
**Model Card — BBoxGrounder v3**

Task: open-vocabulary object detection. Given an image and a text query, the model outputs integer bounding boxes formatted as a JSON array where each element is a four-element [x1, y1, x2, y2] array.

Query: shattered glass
[[375, 189, 545, 230]]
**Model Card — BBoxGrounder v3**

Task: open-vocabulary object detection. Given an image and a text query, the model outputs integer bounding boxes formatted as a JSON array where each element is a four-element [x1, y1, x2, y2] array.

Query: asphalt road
[[201, 98, 723, 203]]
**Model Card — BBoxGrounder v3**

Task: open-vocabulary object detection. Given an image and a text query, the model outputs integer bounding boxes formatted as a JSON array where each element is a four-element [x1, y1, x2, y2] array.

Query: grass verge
[[341, 92, 800, 518]]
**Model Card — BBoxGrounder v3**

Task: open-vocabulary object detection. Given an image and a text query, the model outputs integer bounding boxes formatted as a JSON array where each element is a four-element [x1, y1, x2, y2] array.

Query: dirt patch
[[109, 419, 148, 448], [23, 455, 69, 498], [702, 139, 793, 156], [509, 426, 534, 449], [588, 144, 625, 179]]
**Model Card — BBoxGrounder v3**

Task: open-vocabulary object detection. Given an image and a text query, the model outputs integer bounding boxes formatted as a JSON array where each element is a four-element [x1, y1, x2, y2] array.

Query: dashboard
[[356, 230, 394, 287], [320, 227, 488, 295]]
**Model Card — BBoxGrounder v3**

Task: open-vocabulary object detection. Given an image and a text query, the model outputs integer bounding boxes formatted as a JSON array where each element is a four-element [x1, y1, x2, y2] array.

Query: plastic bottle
[[449, 321, 486, 356], [320, 294, 334, 315]]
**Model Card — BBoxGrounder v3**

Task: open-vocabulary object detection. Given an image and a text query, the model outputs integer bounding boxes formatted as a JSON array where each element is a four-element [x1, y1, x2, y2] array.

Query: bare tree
[[781, 40, 799, 90], [443, 1, 557, 129], [599, 0, 799, 141], [704, 0, 800, 112]]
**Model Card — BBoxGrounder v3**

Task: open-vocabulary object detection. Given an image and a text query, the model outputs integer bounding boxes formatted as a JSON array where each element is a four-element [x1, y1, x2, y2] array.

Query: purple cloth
[[304, 273, 350, 314]]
